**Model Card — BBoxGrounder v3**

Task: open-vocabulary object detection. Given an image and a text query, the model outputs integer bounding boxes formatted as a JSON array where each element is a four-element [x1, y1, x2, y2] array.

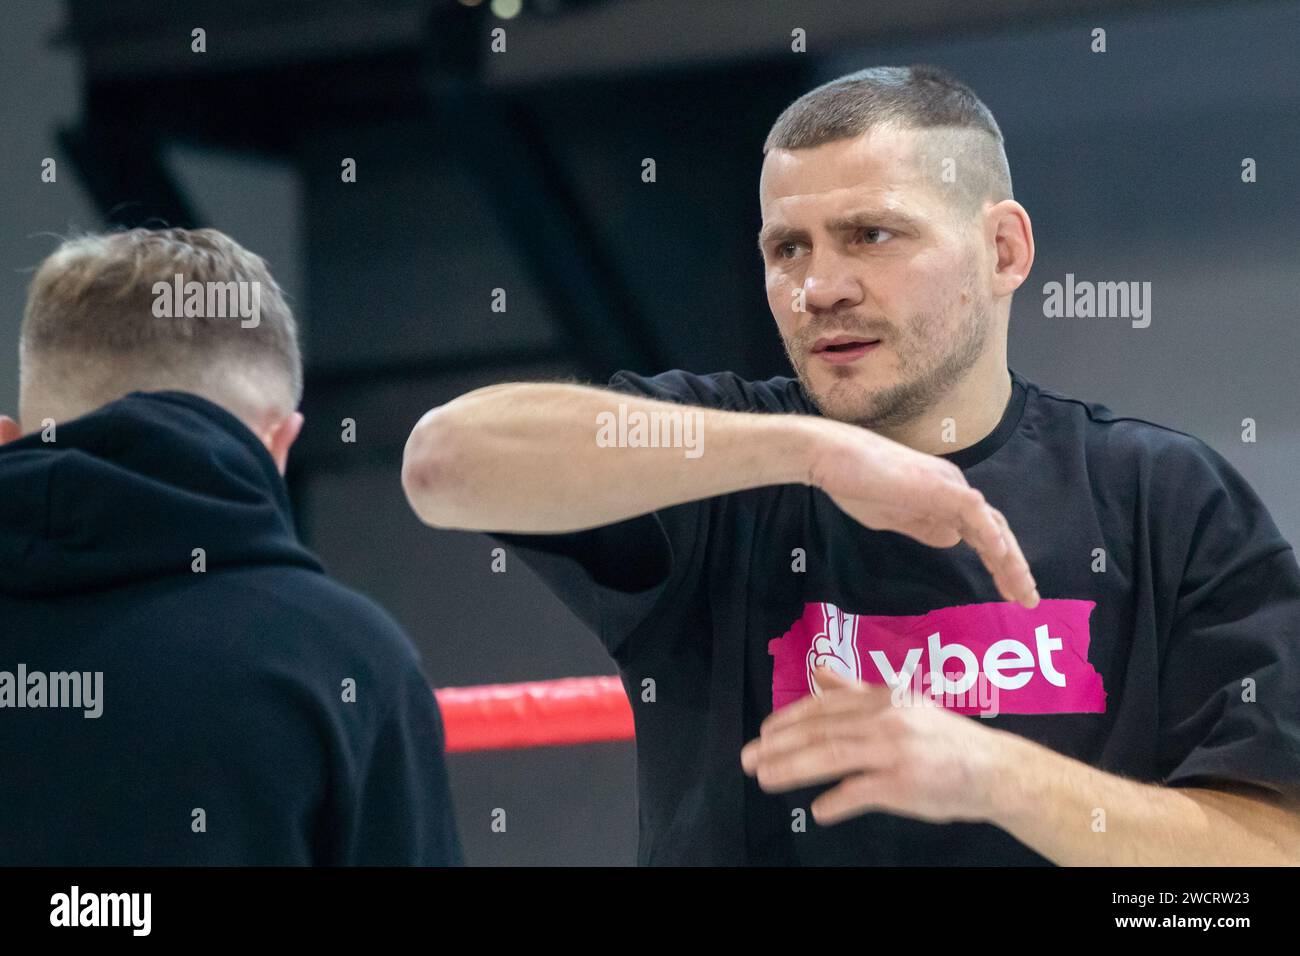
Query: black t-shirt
[[495, 368, 1300, 865]]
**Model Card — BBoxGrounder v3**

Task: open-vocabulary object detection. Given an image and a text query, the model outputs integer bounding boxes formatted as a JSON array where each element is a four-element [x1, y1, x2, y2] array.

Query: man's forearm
[[401, 382, 820, 532], [988, 731, 1300, 865]]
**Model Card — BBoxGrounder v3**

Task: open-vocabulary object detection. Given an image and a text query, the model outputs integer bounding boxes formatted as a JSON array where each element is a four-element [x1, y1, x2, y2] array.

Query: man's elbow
[[401, 408, 469, 528]]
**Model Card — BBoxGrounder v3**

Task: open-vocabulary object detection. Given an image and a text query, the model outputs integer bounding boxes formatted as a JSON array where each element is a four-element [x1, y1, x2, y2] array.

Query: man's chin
[[801, 375, 888, 425]]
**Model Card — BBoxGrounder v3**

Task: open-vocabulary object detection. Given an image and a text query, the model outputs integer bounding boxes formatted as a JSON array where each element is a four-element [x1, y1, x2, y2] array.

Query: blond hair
[[21, 228, 302, 423]]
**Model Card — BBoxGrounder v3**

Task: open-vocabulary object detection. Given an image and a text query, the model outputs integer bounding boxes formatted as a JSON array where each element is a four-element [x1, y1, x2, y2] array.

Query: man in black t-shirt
[[401, 65, 1300, 864]]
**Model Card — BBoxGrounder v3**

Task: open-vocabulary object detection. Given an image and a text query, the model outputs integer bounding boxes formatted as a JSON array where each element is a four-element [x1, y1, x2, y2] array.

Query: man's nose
[[801, 247, 863, 315]]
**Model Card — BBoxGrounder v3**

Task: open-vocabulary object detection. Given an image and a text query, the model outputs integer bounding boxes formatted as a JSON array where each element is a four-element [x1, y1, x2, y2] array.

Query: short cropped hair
[[21, 227, 302, 420], [764, 64, 1014, 218]]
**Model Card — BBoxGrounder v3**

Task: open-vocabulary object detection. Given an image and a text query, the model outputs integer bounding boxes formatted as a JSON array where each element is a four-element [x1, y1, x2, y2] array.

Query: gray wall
[[1, 0, 95, 408]]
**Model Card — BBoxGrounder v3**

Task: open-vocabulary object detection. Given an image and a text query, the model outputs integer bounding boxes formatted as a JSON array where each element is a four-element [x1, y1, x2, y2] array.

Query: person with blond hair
[[0, 227, 462, 866]]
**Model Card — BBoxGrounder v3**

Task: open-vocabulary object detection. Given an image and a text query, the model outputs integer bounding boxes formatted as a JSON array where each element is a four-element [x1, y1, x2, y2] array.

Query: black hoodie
[[0, 391, 463, 865]]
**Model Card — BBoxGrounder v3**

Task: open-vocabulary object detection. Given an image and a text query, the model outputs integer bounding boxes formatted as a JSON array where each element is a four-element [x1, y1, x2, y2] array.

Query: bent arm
[[401, 380, 1039, 607]]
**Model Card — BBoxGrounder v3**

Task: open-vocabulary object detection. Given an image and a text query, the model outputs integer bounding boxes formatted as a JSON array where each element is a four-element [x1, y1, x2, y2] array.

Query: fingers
[[946, 485, 1004, 554], [831, 449, 1040, 608], [927, 483, 1038, 609], [810, 773, 905, 825], [743, 670, 899, 791], [743, 723, 894, 790], [763, 672, 889, 734], [0, 415, 21, 446], [887, 470, 998, 550], [983, 507, 1039, 608], [900, 513, 963, 549]]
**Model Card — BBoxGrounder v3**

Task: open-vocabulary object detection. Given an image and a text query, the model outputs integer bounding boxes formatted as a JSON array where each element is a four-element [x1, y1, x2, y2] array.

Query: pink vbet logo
[[769, 600, 1106, 717]]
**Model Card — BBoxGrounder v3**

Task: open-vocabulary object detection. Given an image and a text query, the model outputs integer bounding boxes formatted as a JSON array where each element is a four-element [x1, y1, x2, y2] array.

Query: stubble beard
[[786, 295, 991, 430]]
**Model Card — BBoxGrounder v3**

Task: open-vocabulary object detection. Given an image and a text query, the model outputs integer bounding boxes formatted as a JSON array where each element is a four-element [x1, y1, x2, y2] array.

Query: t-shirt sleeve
[[490, 369, 783, 662], [1156, 437, 1300, 798]]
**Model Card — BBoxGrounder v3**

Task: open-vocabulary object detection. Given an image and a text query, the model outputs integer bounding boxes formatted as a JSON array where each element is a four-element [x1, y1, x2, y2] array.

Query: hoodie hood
[[0, 391, 322, 597]]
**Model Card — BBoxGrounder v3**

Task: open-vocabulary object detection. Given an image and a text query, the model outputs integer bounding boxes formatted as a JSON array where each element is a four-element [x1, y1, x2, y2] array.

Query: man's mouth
[[810, 335, 882, 365]]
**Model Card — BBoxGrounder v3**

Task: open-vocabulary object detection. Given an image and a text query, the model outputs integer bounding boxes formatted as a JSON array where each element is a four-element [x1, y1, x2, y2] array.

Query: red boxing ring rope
[[435, 676, 634, 753]]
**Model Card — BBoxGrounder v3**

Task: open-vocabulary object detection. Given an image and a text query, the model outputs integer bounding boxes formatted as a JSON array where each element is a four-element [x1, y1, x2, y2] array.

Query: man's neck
[[871, 358, 1013, 457]]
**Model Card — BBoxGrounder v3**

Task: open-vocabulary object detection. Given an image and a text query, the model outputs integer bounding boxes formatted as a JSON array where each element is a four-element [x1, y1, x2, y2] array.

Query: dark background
[[3, 0, 1298, 864]]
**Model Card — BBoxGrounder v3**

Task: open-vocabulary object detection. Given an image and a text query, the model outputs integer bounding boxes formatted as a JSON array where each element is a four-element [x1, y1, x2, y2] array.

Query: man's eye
[[776, 241, 802, 259], [858, 227, 894, 244]]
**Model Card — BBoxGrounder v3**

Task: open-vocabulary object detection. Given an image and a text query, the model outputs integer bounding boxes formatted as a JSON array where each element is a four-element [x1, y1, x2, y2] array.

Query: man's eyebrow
[[825, 208, 924, 233], [756, 224, 804, 251], [757, 208, 925, 252]]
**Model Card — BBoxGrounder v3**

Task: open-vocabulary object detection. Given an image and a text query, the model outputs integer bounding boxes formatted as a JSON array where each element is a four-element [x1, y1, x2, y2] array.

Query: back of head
[[20, 227, 302, 430], [764, 64, 1014, 221]]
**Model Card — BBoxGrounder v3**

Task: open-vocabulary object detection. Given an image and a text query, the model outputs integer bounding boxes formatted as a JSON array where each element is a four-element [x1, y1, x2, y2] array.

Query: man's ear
[[0, 415, 22, 446], [265, 412, 304, 475]]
